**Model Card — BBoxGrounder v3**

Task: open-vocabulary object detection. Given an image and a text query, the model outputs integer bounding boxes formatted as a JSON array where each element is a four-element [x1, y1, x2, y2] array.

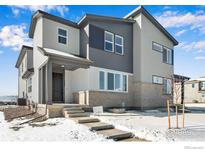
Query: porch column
[[46, 60, 52, 104]]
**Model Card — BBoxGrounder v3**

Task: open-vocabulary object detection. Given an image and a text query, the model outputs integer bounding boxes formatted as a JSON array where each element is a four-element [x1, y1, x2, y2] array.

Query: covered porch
[[38, 47, 92, 105]]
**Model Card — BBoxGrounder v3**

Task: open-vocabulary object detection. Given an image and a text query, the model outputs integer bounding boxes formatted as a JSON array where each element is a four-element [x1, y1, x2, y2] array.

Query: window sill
[[98, 89, 128, 94]]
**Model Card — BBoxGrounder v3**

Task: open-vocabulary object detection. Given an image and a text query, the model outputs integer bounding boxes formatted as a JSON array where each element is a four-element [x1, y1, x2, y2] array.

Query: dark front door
[[52, 72, 64, 102]]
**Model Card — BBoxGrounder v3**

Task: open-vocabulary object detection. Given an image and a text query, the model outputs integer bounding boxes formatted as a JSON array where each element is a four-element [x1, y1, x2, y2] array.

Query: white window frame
[[152, 42, 163, 52], [57, 27, 68, 45], [152, 75, 163, 85], [115, 35, 124, 55], [163, 78, 172, 95], [104, 31, 114, 52], [163, 47, 173, 65], [99, 71, 105, 90], [98, 69, 128, 93], [27, 77, 32, 93]]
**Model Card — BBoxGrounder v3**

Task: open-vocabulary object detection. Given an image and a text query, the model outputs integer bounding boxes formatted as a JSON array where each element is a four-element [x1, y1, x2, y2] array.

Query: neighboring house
[[174, 76, 205, 103], [15, 6, 178, 109]]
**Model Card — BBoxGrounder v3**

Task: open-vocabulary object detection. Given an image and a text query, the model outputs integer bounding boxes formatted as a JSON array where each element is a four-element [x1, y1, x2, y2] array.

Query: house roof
[[124, 6, 178, 46], [15, 45, 33, 68], [174, 74, 190, 81], [78, 13, 135, 27], [29, 10, 79, 38], [29, 7, 177, 46]]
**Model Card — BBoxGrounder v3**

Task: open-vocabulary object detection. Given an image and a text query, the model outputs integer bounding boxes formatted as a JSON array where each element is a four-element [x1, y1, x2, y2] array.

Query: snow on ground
[[92, 109, 205, 142], [0, 112, 109, 141]]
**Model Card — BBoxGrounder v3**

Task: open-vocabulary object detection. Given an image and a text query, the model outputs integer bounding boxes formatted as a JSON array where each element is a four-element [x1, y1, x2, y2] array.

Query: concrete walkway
[[62, 106, 140, 141]]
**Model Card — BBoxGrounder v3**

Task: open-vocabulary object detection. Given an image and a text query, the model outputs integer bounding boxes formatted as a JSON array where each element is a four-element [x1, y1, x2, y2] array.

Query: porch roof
[[38, 47, 93, 70]]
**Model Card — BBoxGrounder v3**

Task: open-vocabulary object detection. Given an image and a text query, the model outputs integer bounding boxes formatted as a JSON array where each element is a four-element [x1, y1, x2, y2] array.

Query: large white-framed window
[[104, 31, 114, 52], [152, 75, 163, 85], [115, 35, 124, 55], [152, 42, 163, 52], [163, 78, 172, 94], [163, 47, 173, 65], [99, 70, 128, 92], [58, 28, 67, 45], [99, 71, 105, 90]]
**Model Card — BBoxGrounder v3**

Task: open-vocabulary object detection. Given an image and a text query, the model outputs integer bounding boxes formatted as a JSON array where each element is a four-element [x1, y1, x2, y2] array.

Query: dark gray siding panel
[[89, 24, 104, 50], [88, 20, 133, 73]]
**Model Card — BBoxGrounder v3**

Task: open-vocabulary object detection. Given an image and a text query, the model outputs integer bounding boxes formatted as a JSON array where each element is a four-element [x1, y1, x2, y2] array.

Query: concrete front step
[[64, 110, 85, 114], [97, 129, 133, 141], [84, 122, 114, 131], [63, 107, 83, 111], [73, 117, 100, 123], [65, 112, 89, 118]]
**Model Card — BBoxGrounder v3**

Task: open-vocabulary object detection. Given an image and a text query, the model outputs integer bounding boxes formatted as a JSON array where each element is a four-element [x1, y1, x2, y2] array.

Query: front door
[[52, 72, 64, 102]]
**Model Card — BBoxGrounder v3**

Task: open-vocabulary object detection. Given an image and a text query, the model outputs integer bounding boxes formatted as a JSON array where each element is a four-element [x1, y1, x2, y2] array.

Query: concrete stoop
[[62, 105, 134, 141]]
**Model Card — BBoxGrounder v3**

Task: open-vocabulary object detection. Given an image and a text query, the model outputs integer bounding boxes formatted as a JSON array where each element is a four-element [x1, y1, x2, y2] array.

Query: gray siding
[[86, 20, 133, 73]]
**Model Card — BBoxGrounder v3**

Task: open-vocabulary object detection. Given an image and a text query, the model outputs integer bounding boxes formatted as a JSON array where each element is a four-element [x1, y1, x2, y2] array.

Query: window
[[58, 28, 67, 44], [99, 71, 128, 92], [122, 75, 127, 92], [192, 83, 195, 88], [99, 71, 105, 90], [115, 35, 124, 55], [163, 78, 172, 94], [28, 78, 32, 93], [115, 74, 121, 91], [104, 31, 114, 52], [163, 47, 173, 65], [152, 76, 163, 84], [199, 81, 205, 91], [152, 42, 163, 52]]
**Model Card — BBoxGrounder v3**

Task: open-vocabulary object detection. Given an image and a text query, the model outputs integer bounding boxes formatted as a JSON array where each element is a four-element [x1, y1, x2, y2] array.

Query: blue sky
[[0, 5, 205, 95]]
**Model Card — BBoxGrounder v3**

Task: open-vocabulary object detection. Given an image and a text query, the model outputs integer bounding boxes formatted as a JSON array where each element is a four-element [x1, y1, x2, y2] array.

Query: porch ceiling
[[38, 47, 93, 70]]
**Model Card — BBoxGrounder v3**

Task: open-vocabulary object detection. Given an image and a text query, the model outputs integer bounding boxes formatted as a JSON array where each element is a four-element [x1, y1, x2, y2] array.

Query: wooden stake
[[182, 102, 185, 128], [176, 105, 178, 129], [167, 100, 171, 129]]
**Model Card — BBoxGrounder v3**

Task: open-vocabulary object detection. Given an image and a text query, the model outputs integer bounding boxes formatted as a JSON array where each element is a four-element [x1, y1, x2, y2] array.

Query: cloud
[[11, 5, 69, 17], [177, 40, 205, 52], [175, 29, 187, 36], [11, 7, 20, 17], [0, 50, 3, 54], [0, 24, 32, 51], [194, 56, 205, 60], [156, 10, 205, 34]]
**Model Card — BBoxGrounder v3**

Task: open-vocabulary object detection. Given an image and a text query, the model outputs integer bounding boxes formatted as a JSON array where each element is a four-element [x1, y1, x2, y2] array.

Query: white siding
[[133, 14, 174, 83], [42, 18, 80, 55]]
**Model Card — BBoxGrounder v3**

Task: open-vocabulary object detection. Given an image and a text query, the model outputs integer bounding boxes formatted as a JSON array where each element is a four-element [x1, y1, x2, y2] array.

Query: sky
[[0, 5, 205, 95]]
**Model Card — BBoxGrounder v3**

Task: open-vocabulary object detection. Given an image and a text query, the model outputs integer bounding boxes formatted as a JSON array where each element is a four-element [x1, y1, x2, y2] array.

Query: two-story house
[[15, 6, 178, 109]]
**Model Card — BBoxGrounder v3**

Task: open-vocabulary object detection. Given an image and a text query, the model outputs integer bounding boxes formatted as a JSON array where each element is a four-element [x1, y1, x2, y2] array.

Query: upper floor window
[[163, 47, 173, 65], [152, 42, 163, 52], [115, 35, 124, 55], [21, 62, 24, 73], [104, 31, 114, 52], [58, 28, 67, 45], [152, 75, 163, 85], [199, 81, 205, 91]]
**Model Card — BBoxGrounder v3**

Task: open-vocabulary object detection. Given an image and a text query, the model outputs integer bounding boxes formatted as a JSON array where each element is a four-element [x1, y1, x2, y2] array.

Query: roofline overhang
[[38, 47, 93, 67], [29, 10, 79, 38], [124, 6, 178, 46], [78, 13, 135, 27], [15, 45, 33, 68]]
